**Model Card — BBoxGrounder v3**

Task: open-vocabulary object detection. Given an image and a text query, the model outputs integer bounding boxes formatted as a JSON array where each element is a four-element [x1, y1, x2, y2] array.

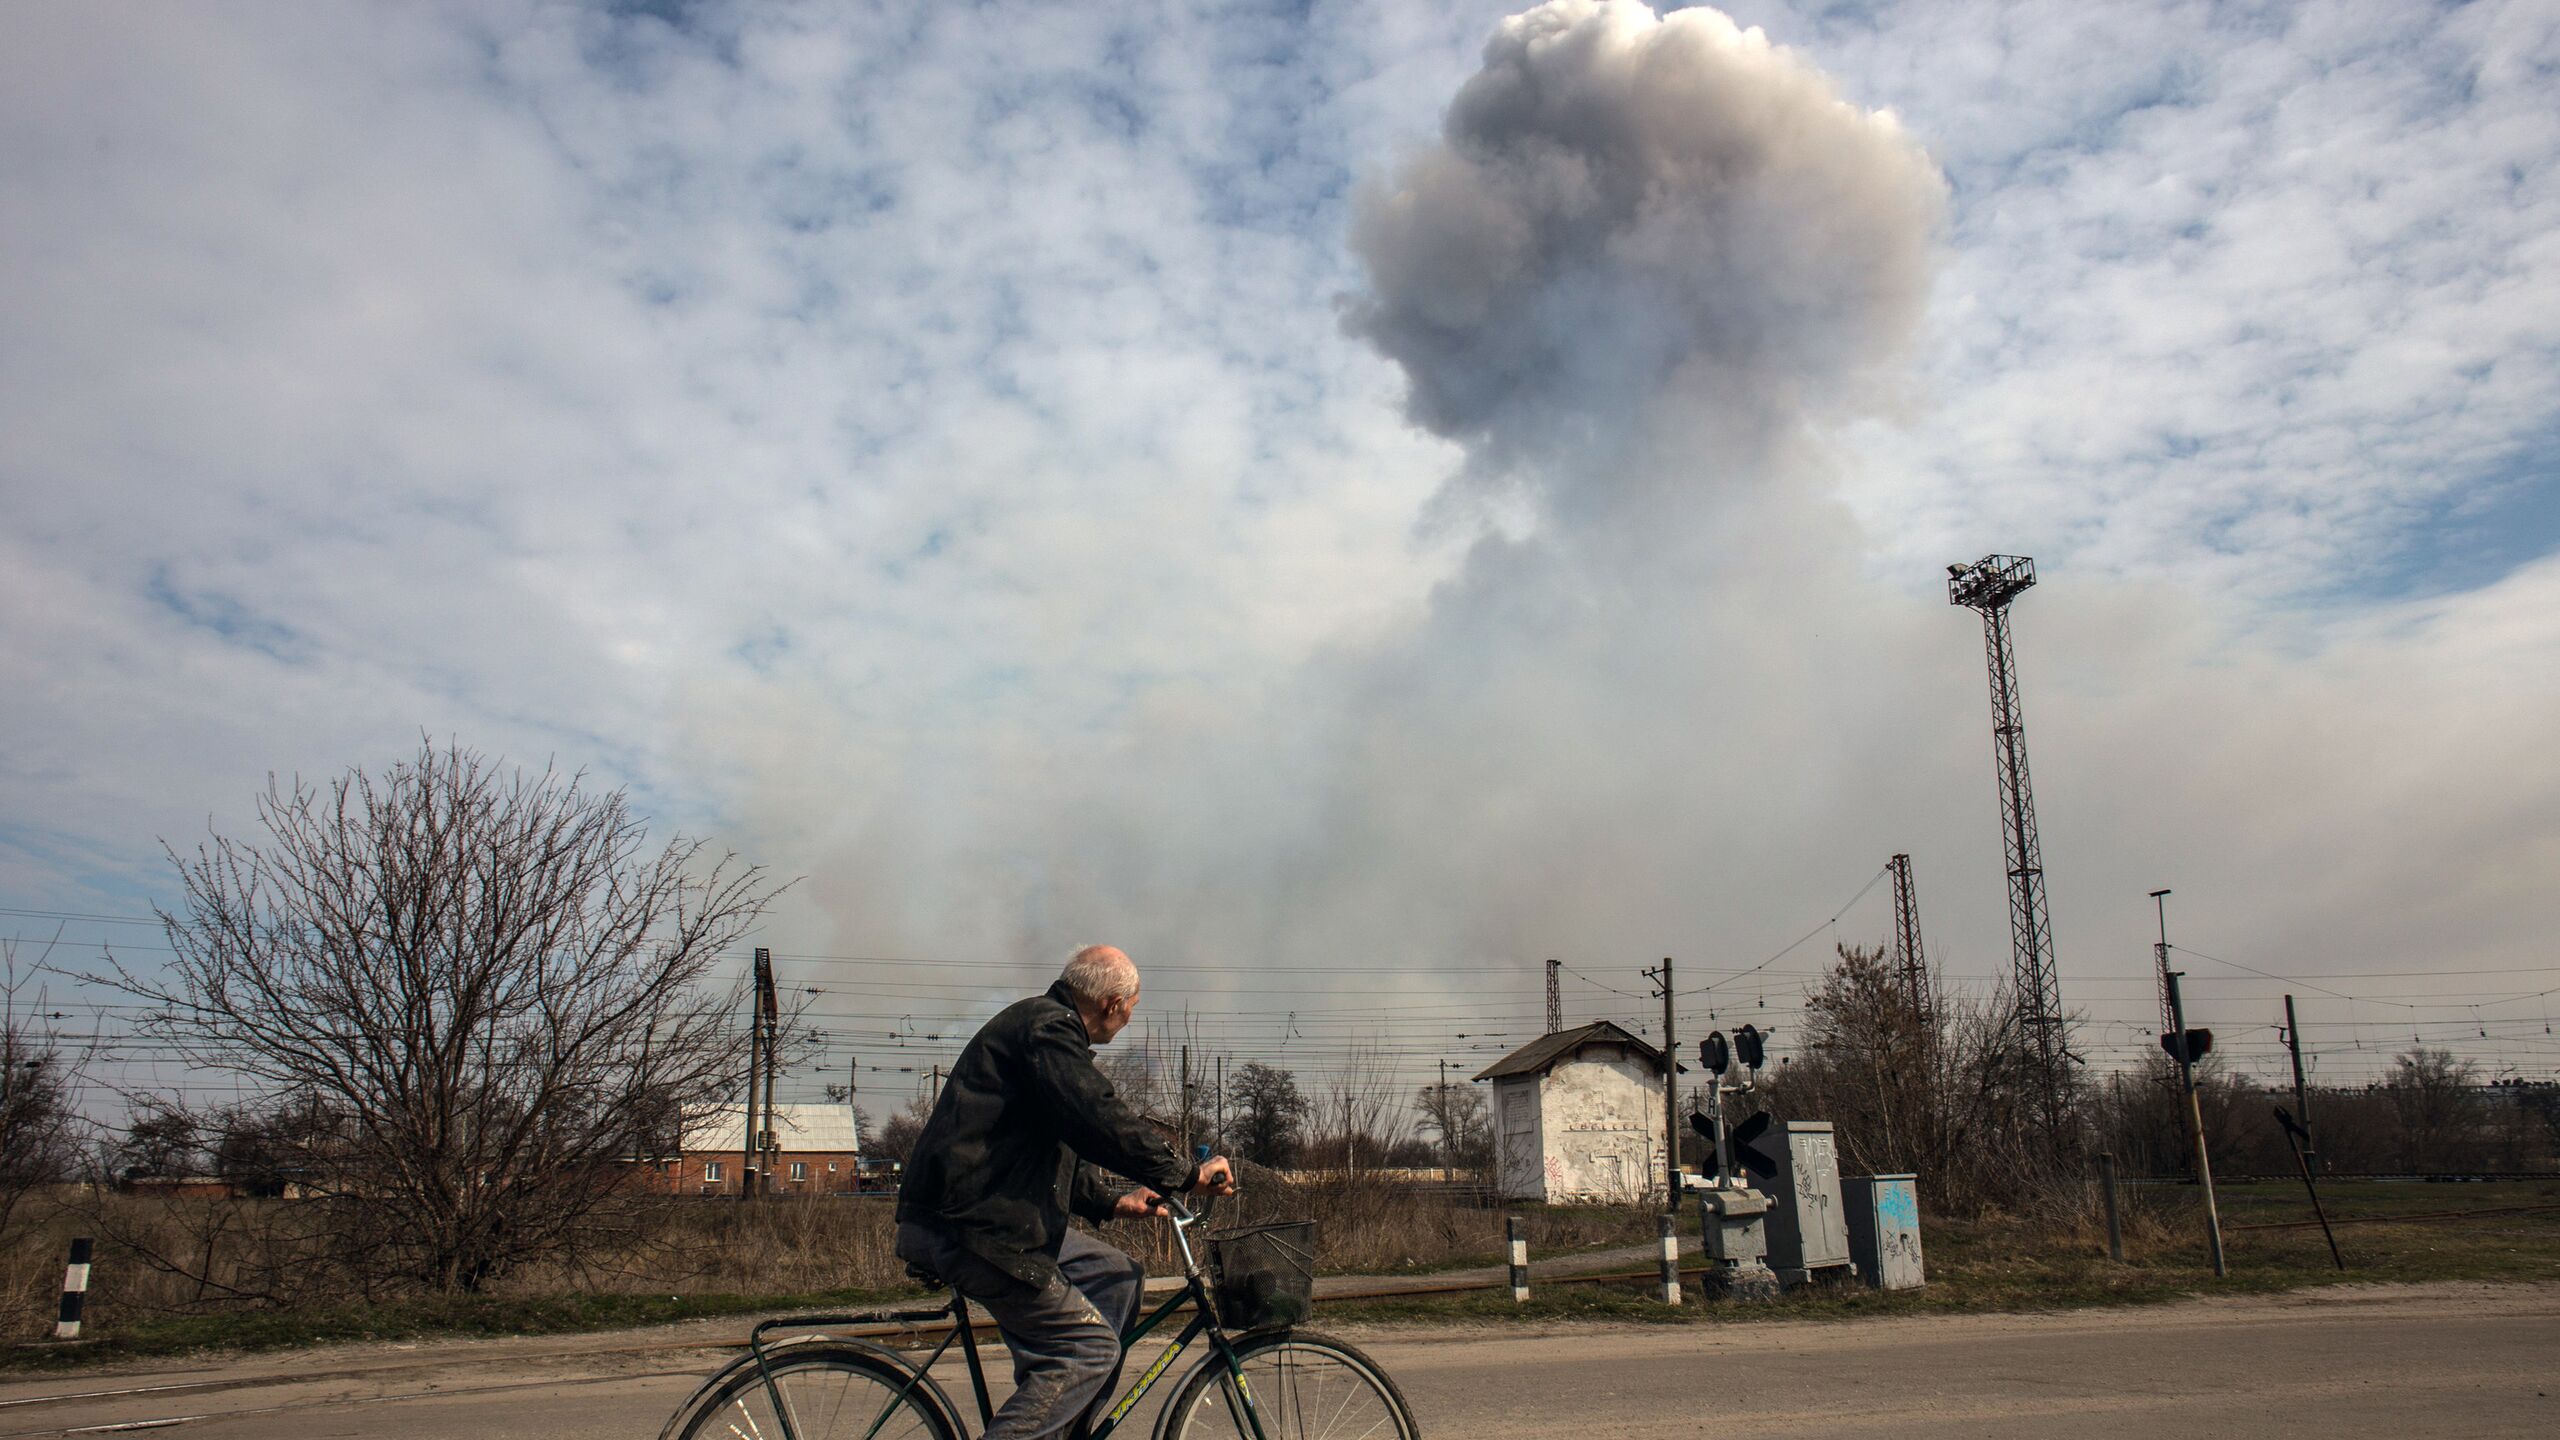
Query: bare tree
[[1765, 944, 2081, 1214], [111, 1103, 205, 1183], [1414, 1078, 1490, 1177], [1307, 1040, 1411, 1174], [2, 939, 81, 1236], [1228, 1061, 1310, 1168], [108, 739, 780, 1293], [2381, 1047, 2482, 1171], [863, 1094, 935, 1169]]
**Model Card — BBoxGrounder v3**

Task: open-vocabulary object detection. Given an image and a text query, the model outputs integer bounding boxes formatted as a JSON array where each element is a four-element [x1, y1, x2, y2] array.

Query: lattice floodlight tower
[[1947, 555, 2070, 1144]]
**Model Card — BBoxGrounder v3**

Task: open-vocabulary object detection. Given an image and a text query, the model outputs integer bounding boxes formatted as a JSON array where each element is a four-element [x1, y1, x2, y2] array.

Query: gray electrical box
[[1844, 1174, 1926, 1290], [1764, 1120, 1855, 1284]]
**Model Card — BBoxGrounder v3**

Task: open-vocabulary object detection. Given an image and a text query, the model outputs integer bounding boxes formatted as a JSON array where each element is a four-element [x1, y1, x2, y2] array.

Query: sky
[[3, 0, 2556, 1120]]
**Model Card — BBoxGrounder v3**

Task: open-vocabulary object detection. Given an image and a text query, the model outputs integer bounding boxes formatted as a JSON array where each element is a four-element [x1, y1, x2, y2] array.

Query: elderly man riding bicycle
[[894, 945, 1238, 1440]]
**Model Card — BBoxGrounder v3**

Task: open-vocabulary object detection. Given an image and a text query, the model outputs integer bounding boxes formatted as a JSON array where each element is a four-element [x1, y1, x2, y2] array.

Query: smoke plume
[[1345, 0, 1944, 531], [766, 2, 1969, 1003]]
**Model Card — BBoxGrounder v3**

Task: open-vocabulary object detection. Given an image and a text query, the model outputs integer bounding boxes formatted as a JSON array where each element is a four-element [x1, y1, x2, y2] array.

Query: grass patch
[[1323, 1179, 2560, 1328], [0, 1281, 930, 1373]]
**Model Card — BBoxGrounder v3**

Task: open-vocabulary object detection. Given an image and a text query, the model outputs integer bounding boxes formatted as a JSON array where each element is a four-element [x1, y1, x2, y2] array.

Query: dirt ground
[[0, 1280, 2551, 1438]]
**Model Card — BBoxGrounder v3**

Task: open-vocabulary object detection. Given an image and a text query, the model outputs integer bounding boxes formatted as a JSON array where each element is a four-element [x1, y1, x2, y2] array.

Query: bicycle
[[658, 1190, 1418, 1440]]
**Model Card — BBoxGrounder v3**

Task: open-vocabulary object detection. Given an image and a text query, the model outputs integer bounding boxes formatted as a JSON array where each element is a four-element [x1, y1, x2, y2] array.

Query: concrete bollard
[[1658, 1213, 1682, 1305], [1507, 1215, 1529, 1303], [56, 1237, 92, 1341]]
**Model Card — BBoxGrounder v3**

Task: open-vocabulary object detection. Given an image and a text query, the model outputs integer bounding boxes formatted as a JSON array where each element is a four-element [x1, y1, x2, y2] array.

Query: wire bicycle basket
[[1206, 1220, 1317, 1331]]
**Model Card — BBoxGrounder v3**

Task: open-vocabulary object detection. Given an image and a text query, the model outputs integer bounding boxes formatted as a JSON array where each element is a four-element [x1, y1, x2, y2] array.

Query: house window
[[790, 1161, 809, 1182], [1502, 1088, 1533, 1136], [705, 1161, 725, 1182]]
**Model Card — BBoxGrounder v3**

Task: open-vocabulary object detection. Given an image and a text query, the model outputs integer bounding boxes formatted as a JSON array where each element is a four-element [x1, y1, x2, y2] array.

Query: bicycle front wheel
[[1157, 1330, 1419, 1440], [661, 1343, 961, 1440]]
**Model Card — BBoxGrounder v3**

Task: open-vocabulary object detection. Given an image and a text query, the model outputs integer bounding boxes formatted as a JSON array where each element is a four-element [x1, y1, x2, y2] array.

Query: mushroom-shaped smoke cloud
[[1347, 0, 1946, 532]]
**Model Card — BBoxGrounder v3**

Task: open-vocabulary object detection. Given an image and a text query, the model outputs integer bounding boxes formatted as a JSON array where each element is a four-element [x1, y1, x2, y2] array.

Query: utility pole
[[740, 971, 761, 1204], [2283, 994, 2315, 1173], [2152, 891, 2225, 1277], [1215, 1055, 1226, 1152], [1181, 1044, 1193, 1151], [1546, 958, 1562, 1035], [755, 947, 780, 1195], [1644, 957, 1679, 1212], [1949, 556, 2070, 1146], [1439, 1058, 1453, 1182]]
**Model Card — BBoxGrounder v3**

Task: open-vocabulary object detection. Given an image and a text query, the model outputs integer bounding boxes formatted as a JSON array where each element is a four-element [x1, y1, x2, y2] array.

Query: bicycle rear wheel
[[661, 1343, 961, 1440], [1156, 1330, 1419, 1440]]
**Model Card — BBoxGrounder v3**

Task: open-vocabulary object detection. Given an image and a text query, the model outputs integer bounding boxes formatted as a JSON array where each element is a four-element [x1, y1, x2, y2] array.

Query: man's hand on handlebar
[[1190, 1155, 1239, 1197], [1110, 1187, 1170, 1219]]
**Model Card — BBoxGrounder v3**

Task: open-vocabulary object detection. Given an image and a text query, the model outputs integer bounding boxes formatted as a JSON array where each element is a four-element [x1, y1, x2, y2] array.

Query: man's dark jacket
[[896, 981, 1195, 1287]]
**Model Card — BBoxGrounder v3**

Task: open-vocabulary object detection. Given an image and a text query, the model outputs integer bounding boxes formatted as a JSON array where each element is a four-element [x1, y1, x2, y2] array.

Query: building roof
[[1472, 1021, 1667, 1082], [681, 1102, 863, 1153]]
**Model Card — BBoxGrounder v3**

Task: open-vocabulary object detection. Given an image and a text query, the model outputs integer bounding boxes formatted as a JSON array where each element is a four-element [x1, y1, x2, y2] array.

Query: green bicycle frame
[[746, 1267, 1274, 1440]]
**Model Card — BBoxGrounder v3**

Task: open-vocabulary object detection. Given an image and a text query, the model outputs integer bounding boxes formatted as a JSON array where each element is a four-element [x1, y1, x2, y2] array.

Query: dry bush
[[593, 1196, 906, 1297], [1090, 1168, 1655, 1276], [47, 1176, 1666, 1339]]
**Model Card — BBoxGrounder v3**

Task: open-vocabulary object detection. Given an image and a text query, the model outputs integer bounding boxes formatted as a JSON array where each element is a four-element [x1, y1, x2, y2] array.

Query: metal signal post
[[1948, 555, 2069, 1143], [2283, 994, 2316, 1173]]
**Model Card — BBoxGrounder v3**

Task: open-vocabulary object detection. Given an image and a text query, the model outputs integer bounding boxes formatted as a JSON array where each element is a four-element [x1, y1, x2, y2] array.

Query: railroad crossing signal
[[1734, 1024, 1766, 1070], [2160, 1028, 2214, 1064], [1730, 1110, 1781, 1182], [1700, 1032, 1730, 1076]]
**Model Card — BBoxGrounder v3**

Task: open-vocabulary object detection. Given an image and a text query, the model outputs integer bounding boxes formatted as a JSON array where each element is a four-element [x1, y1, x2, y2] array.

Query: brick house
[[638, 1102, 865, 1196]]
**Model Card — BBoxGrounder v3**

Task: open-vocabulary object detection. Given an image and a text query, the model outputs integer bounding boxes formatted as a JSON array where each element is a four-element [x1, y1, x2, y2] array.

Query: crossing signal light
[[1734, 1024, 1765, 1070], [1700, 1032, 1730, 1075]]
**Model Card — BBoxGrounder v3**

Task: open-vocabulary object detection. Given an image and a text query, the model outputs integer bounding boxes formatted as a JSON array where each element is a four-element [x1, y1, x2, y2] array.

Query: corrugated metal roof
[[681, 1103, 863, 1153], [1471, 1021, 1665, 1082]]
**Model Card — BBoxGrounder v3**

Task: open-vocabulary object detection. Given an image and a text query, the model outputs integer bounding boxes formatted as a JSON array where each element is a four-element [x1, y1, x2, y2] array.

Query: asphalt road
[[4, 1281, 2552, 1438]]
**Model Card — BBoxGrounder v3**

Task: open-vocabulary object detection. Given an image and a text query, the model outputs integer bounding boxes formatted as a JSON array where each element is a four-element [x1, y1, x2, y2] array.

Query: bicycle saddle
[[902, 1260, 948, 1291]]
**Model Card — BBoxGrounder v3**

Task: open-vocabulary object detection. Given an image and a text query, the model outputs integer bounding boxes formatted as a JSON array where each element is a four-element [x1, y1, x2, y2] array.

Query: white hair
[[1060, 944, 1139, 1005]]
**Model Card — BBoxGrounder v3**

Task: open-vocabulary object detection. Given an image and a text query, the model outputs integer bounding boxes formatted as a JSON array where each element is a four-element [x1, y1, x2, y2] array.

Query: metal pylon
[[1888, 853, 1928, 1023], [1949, 555, 2069, 1141]]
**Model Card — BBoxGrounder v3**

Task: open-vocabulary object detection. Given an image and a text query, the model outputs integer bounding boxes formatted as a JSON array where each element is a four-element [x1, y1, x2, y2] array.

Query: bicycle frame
[[741, 1205, 1273, 1440]]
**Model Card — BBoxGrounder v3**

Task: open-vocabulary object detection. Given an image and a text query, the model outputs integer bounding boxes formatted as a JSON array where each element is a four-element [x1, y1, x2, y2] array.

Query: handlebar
[[1173, 1143, 1214, 1225]]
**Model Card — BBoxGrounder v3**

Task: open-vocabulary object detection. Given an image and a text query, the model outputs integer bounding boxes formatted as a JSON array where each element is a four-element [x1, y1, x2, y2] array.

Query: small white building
[[1474, 1021, 1670, 1204]]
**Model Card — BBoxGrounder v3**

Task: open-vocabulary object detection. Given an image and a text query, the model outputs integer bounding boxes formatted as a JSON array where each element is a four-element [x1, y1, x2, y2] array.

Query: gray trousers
[[896, 1223, 1146, 1440]]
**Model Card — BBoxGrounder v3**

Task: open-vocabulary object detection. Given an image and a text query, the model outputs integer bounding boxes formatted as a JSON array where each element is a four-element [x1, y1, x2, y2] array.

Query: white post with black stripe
[[1658, 1213, 1682, 1305], [1507, 1215, 1530, 1303], [55, 1237, 92, 1341]]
